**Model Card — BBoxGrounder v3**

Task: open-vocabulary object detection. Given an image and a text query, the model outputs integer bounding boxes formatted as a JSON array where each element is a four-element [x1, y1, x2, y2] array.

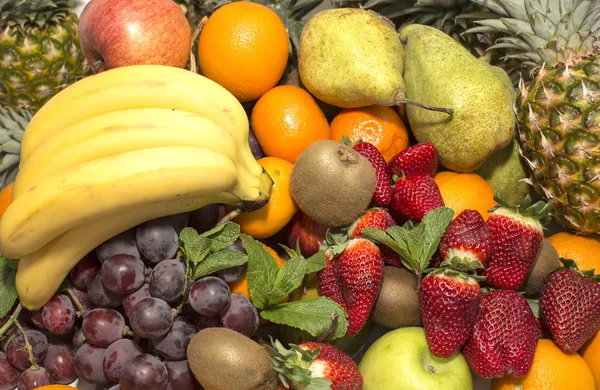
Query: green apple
[[359, 327, 472, 390]]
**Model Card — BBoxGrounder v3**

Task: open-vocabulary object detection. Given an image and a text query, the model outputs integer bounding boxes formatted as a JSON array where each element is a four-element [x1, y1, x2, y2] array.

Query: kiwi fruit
[[187, 327, 278, 390], [372, 267, 421, 329], [520, 238, 561, 296], [290, 140, 376, 227]]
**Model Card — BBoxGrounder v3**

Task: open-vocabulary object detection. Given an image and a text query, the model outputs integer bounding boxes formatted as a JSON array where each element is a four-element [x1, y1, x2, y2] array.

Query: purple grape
[[88, 273, 123, 308], [120, 354, 168, 390], [188, 204, 220, 233], [42, 294, 76, 335], [165, 360, 201, 390], [148, 260, 185, 303], [75, 343, 109, 384], [71, 286, 91, 310], [43, 343, 76, 384], [29, 309, 45, 330], [97, 230, 140, 264], [128, 298, 173, 339], [82, 309, 127, 348], [101, 254, 146, 295], [153, 317, 196, 361], [136, 218, 179, 264], [248, 128, 264, 160], [103, 339, 143, 383], [163, 213, 190, 234], [70, 253, 101, 290], [213, 240, 247, 283], [72, 328, 87, 352], [122, 283, 151, 318], [7, 330, 48, 370], [220, 293, 259, 337], [189, 276, 231, 317], [17, 366, 51, 390], [195, 314, 222, 331], [0, 352, 19, 390]]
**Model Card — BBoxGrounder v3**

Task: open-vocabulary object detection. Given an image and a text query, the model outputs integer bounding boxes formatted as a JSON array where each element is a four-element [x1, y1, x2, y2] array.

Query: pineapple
[[0, 105, 30, 190], [467, 0, 600, 234], [0, 0, 90, 114]]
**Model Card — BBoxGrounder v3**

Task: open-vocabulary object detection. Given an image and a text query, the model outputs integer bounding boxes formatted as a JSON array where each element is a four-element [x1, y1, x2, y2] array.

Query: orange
[[234, 157, 298, 239], [229, 244, 286, 301], [251, 85, 331, 163], [34, 386, 77, 390], [0, 182, 13, 220], [434, 172, 497, 220], [547, 232, 600, 274], [197, 1, 289, 102], [580, 330, 600, 389], [330, 105, 409, 162], [491, 339, 595, 390]]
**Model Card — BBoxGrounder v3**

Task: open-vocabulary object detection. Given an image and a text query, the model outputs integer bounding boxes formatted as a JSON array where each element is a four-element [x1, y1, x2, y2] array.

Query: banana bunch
[[0, 65, 273, 310]]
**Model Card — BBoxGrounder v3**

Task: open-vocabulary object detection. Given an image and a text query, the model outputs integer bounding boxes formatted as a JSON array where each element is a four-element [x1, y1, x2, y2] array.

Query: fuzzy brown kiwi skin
[[372, 267, 421, 329], [290, 140, 376, 227], [520, 238, 561, 297], [187, 328, 278, 390]]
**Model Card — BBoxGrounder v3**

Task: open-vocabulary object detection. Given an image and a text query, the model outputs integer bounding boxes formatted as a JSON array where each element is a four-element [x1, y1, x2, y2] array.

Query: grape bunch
[[0, 205, 261, 390]]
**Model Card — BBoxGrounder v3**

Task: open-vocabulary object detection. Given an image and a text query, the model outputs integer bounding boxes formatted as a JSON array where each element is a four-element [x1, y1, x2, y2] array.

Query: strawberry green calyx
[[319, 229, 348, 256], [555, 258, 600, 282], [340, 135, 363, 148], [437, 256, 486, 280], [489, 194, 553, 227], [268, 338, 332, 390]]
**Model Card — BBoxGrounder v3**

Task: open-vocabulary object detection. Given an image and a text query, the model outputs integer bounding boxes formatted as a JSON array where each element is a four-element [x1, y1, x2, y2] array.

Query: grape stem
[[0, 303, 22, 339], [14, 319, 37, 369], [66, 288, 86, 317]]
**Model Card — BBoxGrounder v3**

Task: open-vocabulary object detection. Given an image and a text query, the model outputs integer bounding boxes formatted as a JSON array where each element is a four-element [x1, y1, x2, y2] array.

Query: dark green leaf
[[200, 222, 240, 252], [0, 257, 17, 317], [193, 250, 248, 280], [305, 251, 326, 273], [268, 256, 306, 305], [260, 297, 349, 340], [416, 207, 454, 269], [241, 234, 280, 310]]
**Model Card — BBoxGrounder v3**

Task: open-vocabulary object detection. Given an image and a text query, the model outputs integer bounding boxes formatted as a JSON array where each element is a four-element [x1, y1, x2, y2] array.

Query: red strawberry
[[352, 141, 392, 207], [271, 341, 363, 390], [390, 172, 444, 223], [420, 270, 482, 358], [539, 266, 600, 353], [439, 209, 493, 267], [347, 208, 402, 267], [388, 142, 438, 177], [317, 238, 384, 336], [287, 211, 328, 257], [337, 238, 384, 335], [483, 196, 551, 289], [463, 289, 539, 378]]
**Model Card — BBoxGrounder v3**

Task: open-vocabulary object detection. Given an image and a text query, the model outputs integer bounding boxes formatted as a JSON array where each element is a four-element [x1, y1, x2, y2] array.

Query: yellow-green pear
[[400, 24, 516, 172]]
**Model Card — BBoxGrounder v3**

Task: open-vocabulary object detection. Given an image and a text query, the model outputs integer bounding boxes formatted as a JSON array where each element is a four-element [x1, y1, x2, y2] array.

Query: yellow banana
[[19, 65, 272, 210], [16, 194, 240, 310], [15, 114, 237, 198], [1, 146, 238, 258]]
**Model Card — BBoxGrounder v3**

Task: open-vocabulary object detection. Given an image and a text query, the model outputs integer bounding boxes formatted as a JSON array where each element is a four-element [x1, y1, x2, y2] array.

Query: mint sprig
[[193, 250, 247, 280], [179, 228, 212, 265], [261, 297, 349, 340], [362, 207, 454, 284], [240, 234, 282, 310], [0, 256, 18, 318], [200, 222, 240, 252]]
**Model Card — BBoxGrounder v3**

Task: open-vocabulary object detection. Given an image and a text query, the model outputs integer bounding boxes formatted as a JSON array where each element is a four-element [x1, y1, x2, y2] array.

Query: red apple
[[78, 0, 191, 73], [287, 211, 328, 257]]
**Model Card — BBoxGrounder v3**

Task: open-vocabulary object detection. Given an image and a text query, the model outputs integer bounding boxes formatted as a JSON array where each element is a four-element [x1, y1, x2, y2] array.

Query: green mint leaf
[[268, 256, 306, 305], [361, 227, 402, 253], [279, 244, 298, 259], [417, 207, 454, 269], [260, 297, 349, 340], [305, 251, 326, 274], [241, 234, 280, 310], [200, 222, 240, 252], [306, 378, 333, 390], [0, 257, 18, 317], [193, 250, 248, 280]]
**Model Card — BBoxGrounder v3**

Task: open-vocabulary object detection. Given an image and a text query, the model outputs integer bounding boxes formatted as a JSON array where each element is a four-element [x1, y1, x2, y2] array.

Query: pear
[[400, 24, 516, 172], [298, 9, 452, 114], [475, 137, 531, 206]]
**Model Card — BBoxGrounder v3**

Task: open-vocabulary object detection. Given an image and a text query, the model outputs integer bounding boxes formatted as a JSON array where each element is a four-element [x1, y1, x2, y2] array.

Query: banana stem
[[0, 304, 22, 338], [14, 319, 37, 369], [395, 97, 454, 115]]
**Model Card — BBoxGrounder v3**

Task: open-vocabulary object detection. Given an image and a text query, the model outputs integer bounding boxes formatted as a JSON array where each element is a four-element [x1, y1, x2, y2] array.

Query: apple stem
[[188, 16, 208, 74]]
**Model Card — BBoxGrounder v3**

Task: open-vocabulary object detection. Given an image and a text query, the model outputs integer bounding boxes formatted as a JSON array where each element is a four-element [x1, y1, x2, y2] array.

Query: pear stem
[[395, 97, 454, 115]]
